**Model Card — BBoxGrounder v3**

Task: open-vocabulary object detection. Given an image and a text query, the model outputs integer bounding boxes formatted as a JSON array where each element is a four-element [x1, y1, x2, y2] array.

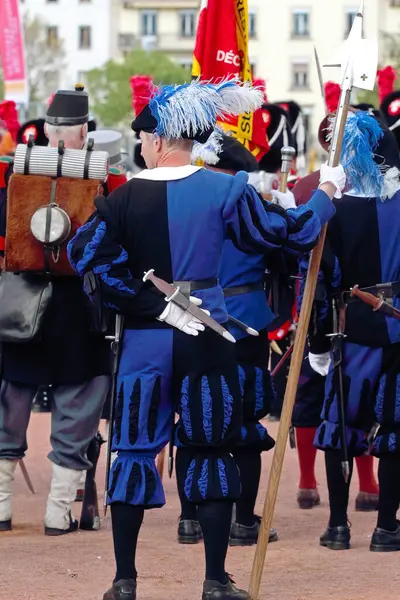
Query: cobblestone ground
[[1, 414, 399, 600]]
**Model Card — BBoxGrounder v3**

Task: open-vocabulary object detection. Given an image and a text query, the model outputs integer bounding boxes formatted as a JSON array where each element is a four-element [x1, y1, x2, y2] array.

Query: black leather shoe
[[45, 515, 79, 537], [103, 579, 137, 600], [297, 489, 321, 509], [177, 518, 203, 544], [370, 522, 400, 552], [320, 525, 350, 550], [202, 577, 250, 599], [355, 492, 379, 512], [0, 519, 11, 532], [229, 518, 278, 546]]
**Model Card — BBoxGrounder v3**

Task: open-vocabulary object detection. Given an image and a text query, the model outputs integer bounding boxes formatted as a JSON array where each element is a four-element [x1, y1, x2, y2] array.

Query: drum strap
[[44, 180, 59, 273]]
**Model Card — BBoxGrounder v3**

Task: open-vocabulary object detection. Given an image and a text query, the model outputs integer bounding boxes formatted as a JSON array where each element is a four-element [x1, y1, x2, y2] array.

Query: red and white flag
[[192, 0, 269, 160], [0, 0, 29, 104]]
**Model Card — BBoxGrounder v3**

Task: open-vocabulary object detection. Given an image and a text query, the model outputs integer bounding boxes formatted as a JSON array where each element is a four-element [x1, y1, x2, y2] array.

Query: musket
[[269, 145, 296, 317], [351, 285, 400, 320], [143, 270, 236, 343], [326, 299, 350, 481], [279, 146, 296, 193], [248, 3, 378, 597], [80, 431, 105, 530], [103, 313, 124, 516]]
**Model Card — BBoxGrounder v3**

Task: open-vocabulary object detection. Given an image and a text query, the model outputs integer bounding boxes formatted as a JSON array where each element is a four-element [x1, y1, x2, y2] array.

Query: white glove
[[157, 296, 210, 337], [270, 189, 296, 210], [308, 352, 331, 377], [319, 163, 346, 199]]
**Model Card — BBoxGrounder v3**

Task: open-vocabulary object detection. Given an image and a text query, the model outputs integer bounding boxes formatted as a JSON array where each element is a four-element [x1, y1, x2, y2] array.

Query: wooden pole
[[248, 93, 351, 600]]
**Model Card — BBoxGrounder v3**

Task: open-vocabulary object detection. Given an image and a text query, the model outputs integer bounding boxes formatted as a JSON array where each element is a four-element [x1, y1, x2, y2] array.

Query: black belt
[[173, 279, 218, 296], [342, 281, 400, 305], [223, 282, 265, 298]]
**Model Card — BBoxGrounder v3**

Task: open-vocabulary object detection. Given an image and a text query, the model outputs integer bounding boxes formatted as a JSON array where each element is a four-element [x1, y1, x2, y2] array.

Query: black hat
[[214, 135, 259, 173], [380, 90, 400, 148], [275, 100, 307, 170], [45, 83, 89, 126], [258, 104, 295, 173], [131, 104, 213, 144], [352, 103, 385, 126], [17, 118, 48, 146], [373, 126, 400, 171]]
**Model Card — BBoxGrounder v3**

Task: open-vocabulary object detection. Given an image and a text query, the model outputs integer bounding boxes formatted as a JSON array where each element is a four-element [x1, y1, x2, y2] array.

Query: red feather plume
[[377, 66, 397, 105], [253, 77, 268, 103], [324, 81, 341, 114], [130, 76, 154, 116], [0, 100, 20, 143]]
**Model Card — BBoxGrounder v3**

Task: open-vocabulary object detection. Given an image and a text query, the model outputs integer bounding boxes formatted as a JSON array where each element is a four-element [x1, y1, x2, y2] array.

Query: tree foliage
[[86, 50, 190, 127], [23, 14, 66, 102]]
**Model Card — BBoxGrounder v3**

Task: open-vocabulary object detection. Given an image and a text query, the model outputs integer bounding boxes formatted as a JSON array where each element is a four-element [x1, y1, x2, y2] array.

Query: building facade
[[19, 0, 118, 96], [17, 0, 400, 146], [117, 0, 201, 69]]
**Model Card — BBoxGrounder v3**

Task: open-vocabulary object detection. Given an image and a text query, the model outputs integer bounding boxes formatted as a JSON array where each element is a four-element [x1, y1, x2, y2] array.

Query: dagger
[[19, 459, 35, 495], [228, 314, 259, 337], [143, 270, 236, 343]]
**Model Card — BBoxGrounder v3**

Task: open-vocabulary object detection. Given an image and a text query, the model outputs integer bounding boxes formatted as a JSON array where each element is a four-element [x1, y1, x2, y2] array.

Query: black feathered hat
[[380, 90, 400, 148], [275, 100, 306, 172], [45, 83, 89, 126], [17, 118, 48, 146], [258, 104, 295, 173], [192, 133, 259, 173]]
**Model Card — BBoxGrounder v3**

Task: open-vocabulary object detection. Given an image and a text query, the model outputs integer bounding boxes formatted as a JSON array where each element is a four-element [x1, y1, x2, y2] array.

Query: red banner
[[192, 0, 268, 160], [0, 0, 29, 104]]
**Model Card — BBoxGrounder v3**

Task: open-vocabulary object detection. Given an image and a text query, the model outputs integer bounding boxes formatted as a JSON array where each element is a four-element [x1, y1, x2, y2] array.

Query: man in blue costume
[[68, 79, 344, 600], [176, 132, 297, 548], [301, 110, 400, 552]]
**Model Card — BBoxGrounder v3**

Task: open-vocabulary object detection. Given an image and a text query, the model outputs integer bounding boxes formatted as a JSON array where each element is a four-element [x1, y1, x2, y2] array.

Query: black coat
[[2, 277, 111, 385]]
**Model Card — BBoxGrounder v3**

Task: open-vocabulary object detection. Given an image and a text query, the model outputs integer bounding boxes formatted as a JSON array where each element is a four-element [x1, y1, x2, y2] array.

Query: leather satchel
[[0, 272, 53, 342]]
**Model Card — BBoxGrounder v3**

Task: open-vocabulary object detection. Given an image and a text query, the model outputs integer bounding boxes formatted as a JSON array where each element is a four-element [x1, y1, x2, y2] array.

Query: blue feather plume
[[331, 111, 384, 196]]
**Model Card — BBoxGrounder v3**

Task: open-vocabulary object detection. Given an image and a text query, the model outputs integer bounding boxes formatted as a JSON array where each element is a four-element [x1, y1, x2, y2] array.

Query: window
[[141, 11, 158, 36], [249, 10, 257, 39], [179, 11, 196, 38], [291, 60, 310, 90], [79, 26, 92, 49], [46, 26, 59, 47], [292, 9, 310, 38]]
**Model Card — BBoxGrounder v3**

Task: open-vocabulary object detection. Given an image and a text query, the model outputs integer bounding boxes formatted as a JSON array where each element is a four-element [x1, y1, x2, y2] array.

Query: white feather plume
[[191, 129, 224, 165], [381, 166, 400, 200]]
